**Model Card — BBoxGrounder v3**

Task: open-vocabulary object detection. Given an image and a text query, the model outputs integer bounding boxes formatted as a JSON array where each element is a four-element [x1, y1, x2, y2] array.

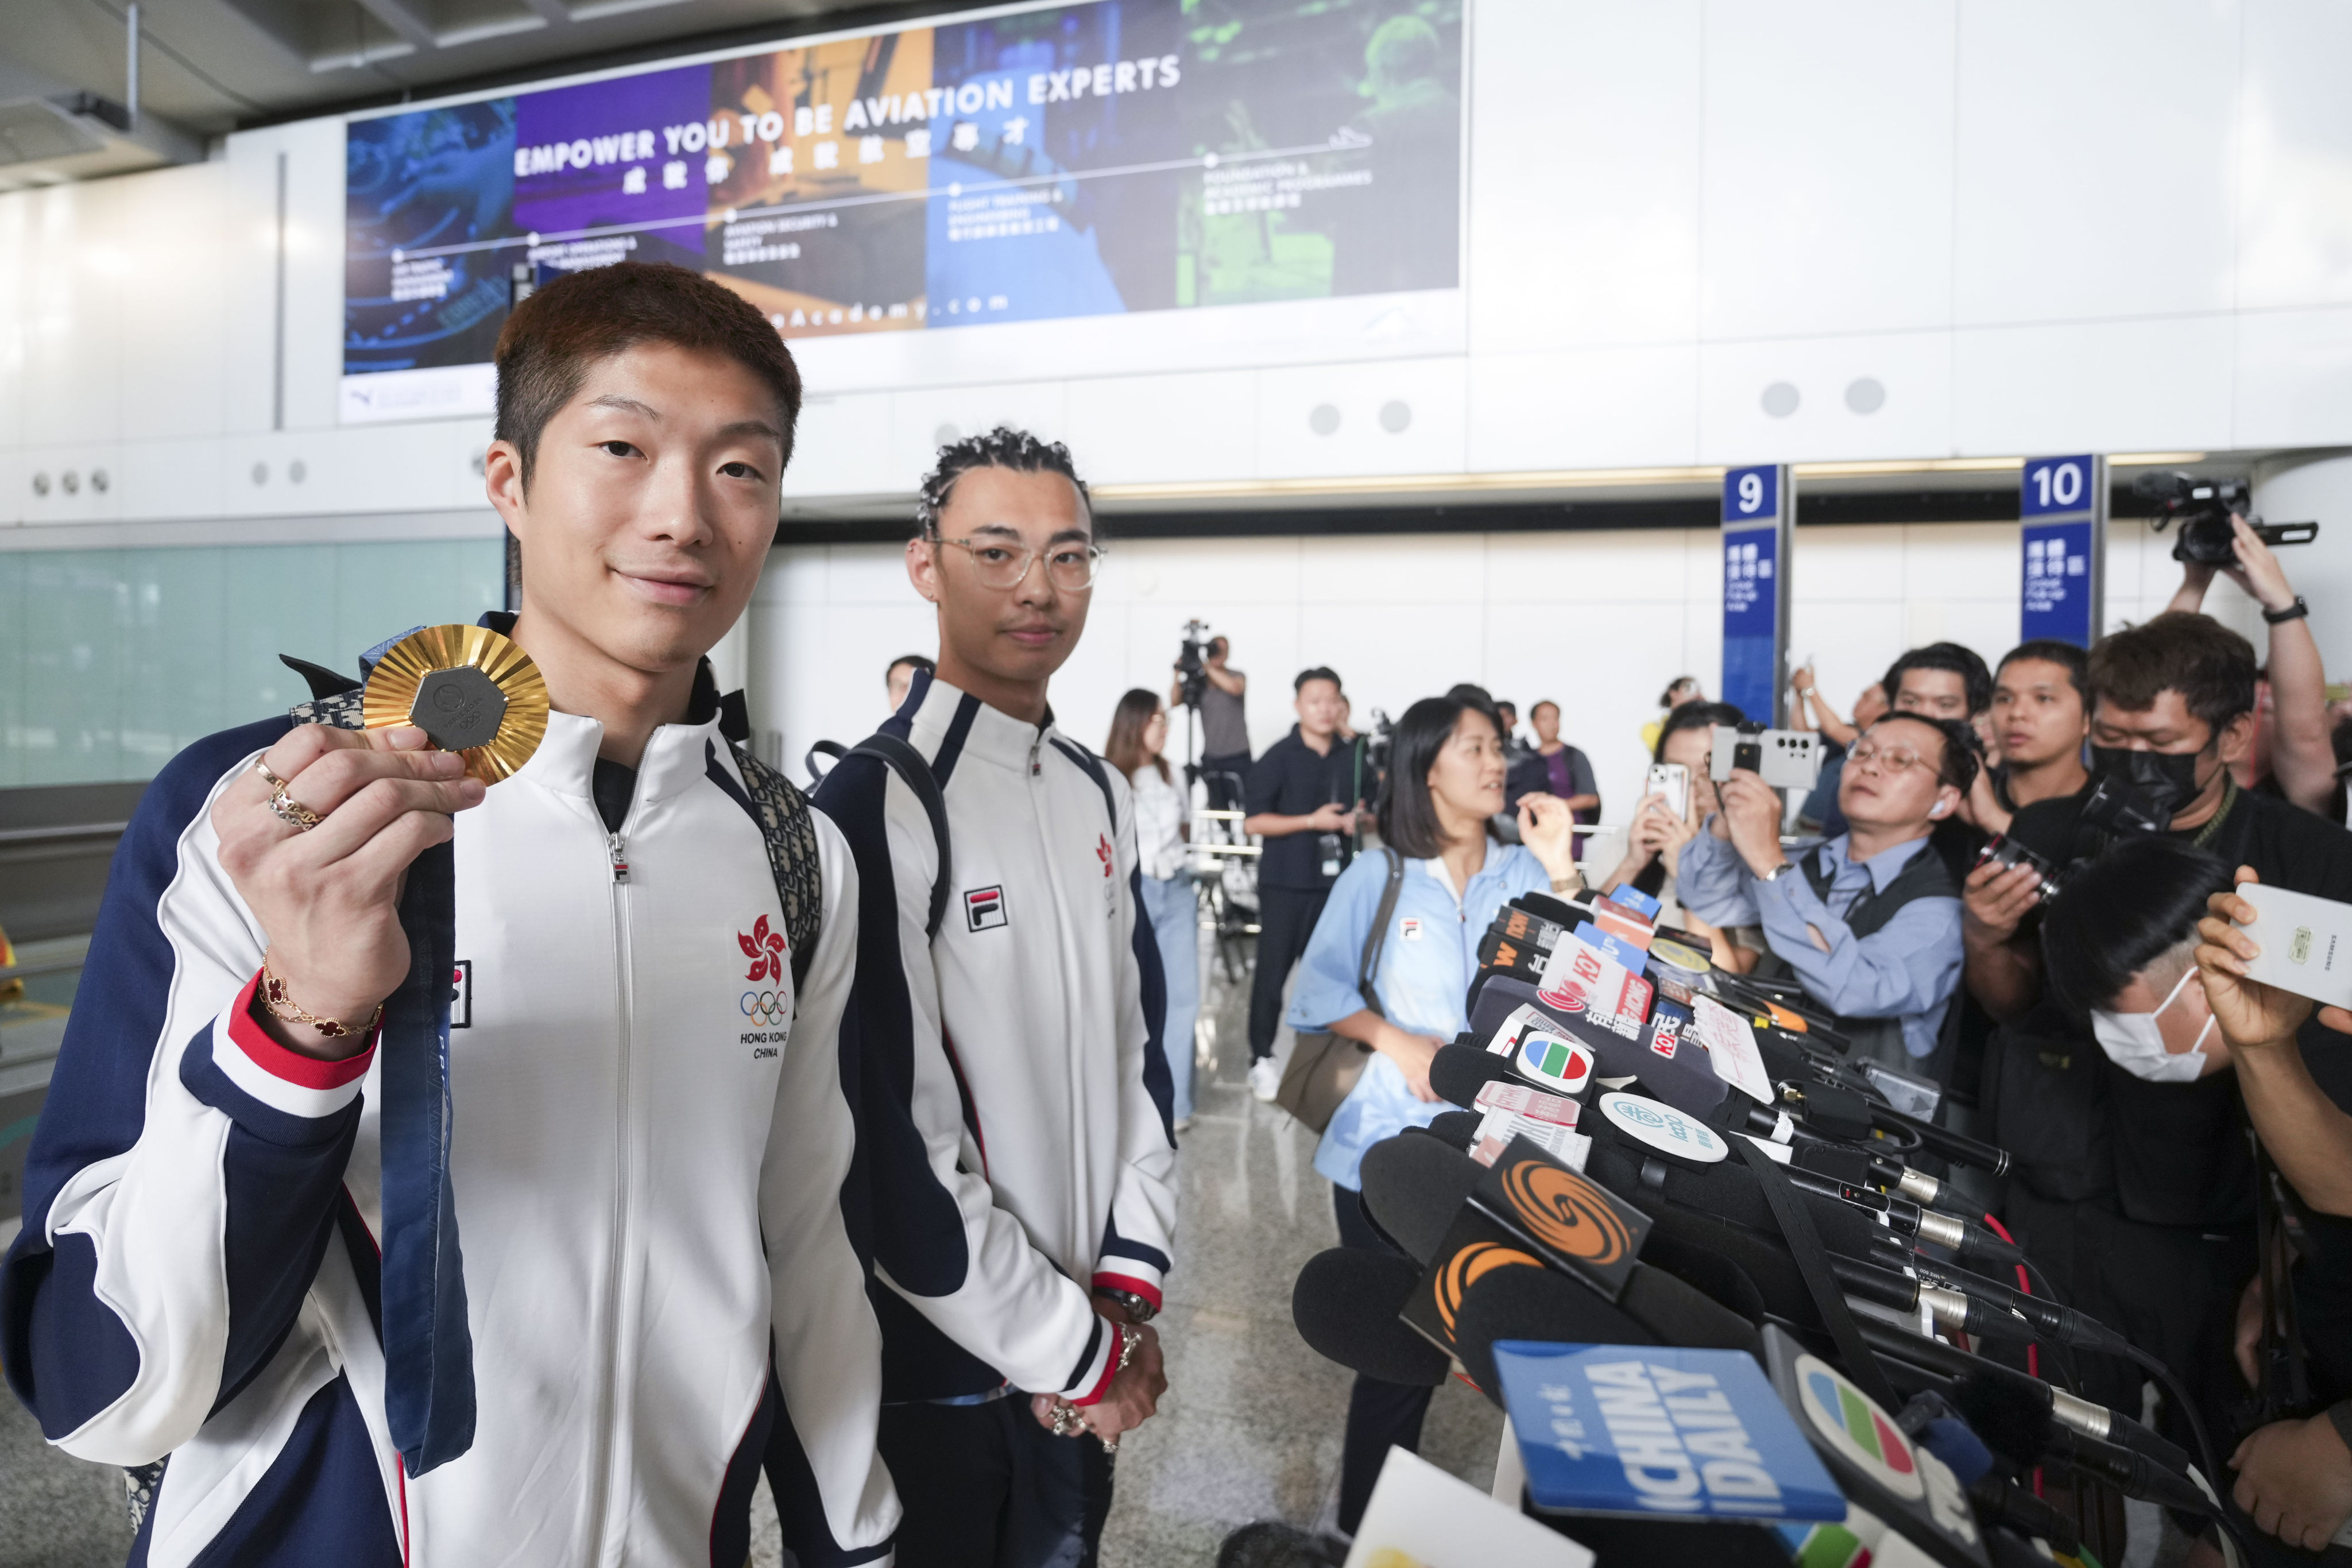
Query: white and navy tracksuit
[[1, 695, 897, 1566], [815, 672, 1177, 1552]]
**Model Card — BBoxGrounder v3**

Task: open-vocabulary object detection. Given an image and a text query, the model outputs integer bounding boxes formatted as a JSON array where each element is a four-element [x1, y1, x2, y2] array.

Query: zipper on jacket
[[585, 815, 637, 1565], [1029, 734, 1042, 776]]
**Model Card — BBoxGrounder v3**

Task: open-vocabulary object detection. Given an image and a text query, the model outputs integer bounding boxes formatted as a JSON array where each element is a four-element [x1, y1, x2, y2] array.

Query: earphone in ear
[[1929, 800, 1951, 818]]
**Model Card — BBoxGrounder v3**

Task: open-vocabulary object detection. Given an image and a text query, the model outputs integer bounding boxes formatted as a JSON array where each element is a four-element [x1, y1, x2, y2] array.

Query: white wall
[[11, 0, 2352, 526], [746, 512, 2293, 827]]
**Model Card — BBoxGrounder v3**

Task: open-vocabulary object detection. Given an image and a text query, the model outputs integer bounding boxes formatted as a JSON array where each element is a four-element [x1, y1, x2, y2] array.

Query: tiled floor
[[0, 953, 1502, 1567]]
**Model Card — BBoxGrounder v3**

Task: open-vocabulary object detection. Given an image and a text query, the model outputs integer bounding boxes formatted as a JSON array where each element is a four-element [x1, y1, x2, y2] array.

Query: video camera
[[1174, 618, 1212, 708], [2133, 470, 2318, 566]]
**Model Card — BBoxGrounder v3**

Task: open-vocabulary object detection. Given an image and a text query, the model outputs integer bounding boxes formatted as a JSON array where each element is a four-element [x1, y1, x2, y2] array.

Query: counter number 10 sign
[[2022, 455, 2094, 518]]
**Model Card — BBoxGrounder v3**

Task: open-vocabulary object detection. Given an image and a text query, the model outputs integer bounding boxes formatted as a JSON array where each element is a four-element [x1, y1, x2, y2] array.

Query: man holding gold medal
[[1, 265, 896, 1566]]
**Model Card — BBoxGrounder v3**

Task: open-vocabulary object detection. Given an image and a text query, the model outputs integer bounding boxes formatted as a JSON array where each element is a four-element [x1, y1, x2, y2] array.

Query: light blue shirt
[[1676, 825, 1963, 1060], [1288, 842, 1553, 1188]]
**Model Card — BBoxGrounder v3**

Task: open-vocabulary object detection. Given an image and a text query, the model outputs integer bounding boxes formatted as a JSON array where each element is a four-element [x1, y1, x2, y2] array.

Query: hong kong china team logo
[[740, 915, 789, 1025]]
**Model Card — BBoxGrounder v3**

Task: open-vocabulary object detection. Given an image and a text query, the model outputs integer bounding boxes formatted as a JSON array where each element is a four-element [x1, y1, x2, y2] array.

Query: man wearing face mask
[[1989, 614, 2352, 1037], [2033, 838, 2261, 1513]]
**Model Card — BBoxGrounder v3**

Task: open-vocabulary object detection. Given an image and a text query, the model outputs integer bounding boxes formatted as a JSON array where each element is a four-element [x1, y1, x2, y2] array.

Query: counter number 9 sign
[[2021, 455, 2094, 518], [1722, 464, 1780, 525]]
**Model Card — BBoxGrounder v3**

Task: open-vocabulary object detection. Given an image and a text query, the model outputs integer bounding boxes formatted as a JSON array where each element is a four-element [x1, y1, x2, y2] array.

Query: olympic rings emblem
[[741, 991, 786, 1026]]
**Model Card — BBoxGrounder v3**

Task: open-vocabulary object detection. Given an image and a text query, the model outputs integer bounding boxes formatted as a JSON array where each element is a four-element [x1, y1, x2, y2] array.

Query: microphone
[[1290, 1248, 1451, 1388], [1430, 1040, 1521, 1109], [1467, 977, 1738, 1125], [1422, 1108, 1481, 1149], [1852, 1313, 2195, 1478], [1448, 1255, 1652, 1397], [1370, 1133, 1762, 1356], [1360, 1130, 1490, 1265], [1948, 1370, 2214, 1517]]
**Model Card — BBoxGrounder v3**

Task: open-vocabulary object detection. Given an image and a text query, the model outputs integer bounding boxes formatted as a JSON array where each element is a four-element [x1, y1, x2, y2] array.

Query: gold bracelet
[[260, 962, 383, 1040]]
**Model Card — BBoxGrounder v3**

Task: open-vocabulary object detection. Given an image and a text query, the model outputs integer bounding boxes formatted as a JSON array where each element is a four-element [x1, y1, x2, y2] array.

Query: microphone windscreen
[[1290, 1249, 1450, 1388], [1359, 1133, 1487, 1266], [1948, 1372, 2053, 1468], [1421, 1109, 1480, 1150], [1450, 1263, 1652, 1402], [1430, 1042, 1518, 1109], [1618, 1263, 1761, 1353], [1515, 891, 1580, 926]]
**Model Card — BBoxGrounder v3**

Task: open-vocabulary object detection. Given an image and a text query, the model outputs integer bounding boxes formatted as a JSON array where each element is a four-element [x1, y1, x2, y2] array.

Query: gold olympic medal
[[362, 624, 548, 785]]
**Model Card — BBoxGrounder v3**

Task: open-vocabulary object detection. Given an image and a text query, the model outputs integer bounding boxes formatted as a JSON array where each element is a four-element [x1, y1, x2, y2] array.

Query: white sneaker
[[1247, 1058, 1282, 1103]]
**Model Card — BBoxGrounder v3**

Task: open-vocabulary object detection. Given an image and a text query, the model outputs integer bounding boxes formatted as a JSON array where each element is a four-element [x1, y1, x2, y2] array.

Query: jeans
[[1249, 885, 1330, 1061], [1332, 1183, 1434, 1535], [1138, 872, 1199, 1123]]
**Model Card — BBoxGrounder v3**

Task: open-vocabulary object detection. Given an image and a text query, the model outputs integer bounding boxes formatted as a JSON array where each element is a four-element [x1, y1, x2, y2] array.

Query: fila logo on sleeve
[[966, 886, 1008, 932]]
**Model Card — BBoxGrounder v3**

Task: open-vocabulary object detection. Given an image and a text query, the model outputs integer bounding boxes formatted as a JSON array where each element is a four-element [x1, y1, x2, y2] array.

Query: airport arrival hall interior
[[15, 3, 2352, 1567]]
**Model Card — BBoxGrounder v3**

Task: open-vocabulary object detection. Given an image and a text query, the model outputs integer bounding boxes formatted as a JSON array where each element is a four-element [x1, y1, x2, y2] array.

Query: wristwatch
[[2264, 595, 2309, 624], [1758, 861, 1797, 884], [1096, 1287, 1157, 1325]]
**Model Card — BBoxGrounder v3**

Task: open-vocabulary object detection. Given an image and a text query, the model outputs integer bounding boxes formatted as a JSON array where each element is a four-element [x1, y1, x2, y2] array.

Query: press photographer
[[1678, 712, 1972, 1074]]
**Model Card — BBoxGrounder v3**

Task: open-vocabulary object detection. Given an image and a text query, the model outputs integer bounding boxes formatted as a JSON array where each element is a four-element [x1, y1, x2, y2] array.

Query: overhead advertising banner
[[342, 0, 1466, 423]]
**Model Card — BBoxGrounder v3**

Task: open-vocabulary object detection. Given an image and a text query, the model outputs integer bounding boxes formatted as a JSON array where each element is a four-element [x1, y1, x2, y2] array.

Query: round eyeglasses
[[929, 533, 1104, 592]]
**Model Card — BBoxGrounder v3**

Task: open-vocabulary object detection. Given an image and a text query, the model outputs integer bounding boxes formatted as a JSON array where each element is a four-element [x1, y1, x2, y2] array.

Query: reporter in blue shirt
[[1676, 712, 1972, 1072], [1284, 691, 1580, 1535]]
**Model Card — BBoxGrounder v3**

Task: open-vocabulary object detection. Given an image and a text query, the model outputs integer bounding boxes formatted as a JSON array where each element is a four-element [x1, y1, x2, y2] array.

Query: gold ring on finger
[[268, 779, 324, 833], [252, 755, 289, 792]]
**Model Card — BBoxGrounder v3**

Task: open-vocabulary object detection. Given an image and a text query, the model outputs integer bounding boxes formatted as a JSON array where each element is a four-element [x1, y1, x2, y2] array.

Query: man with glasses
[[813, 427, 1174, 1568], [1676, 711, 1975, 1074]]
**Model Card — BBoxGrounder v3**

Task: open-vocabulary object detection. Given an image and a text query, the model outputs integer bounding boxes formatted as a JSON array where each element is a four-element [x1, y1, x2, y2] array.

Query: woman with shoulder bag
[[1282, 691, 1581, 1537], [1108, 688, 1201, 1132]]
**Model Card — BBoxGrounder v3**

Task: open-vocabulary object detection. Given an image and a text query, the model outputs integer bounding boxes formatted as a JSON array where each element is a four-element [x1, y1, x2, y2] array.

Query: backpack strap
[[846, 734, 953, 942], [732, 748, 826, 990]]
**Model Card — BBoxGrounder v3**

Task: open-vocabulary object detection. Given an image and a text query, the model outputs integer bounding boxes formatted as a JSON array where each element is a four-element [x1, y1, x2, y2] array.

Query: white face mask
[[2090, 966, 2215, 1083]]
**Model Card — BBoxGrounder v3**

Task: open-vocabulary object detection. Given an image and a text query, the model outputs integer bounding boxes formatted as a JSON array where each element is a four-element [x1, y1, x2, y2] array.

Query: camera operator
[[1676, 711, 1973, 1073], [1971, 614, 2352, 1024], [1172, 633, 1251, 812], [2167, 514, 2336, 818], [1241, 668, 1366, 1102], [2200, 873, 2352, 1557]]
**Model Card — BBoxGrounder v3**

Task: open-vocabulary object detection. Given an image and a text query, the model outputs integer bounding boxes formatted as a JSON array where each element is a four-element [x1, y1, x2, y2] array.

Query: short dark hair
[[1531, 700, 1560, 720], [1496, 700, 1518, 718], [2088, 612, 2257, 737], [1378, 694, 1503, 858], [1653, 700, 1744, 764], [1295, 666, 1342, 694], [2041, 836, 2229, 1019], [1208, 636, 1228, 658], [1867, 712, 1979, 796], [1998, 640, 2091, 707], [494, 261, 801, 491], [1882, 642, 1993, 717], [914, 425, 1092, 537], [887, 653, 934, 678]]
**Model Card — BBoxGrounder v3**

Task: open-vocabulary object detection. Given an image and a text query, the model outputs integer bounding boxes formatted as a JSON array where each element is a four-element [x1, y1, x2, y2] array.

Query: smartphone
[[1645, 762, 1690, 822], [2239, 882, 2352, 1010], [1708, 725, 1822, 789]]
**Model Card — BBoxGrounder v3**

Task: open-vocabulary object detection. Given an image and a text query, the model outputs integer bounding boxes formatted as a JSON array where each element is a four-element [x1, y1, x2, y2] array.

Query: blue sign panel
[[1722, 520, 1780, 723], [2022, 518, 2095, 647], [1493, 1341, 1847, 1523], [2021, 454, 2095, 519], [1723, 464, 1780, 524]]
